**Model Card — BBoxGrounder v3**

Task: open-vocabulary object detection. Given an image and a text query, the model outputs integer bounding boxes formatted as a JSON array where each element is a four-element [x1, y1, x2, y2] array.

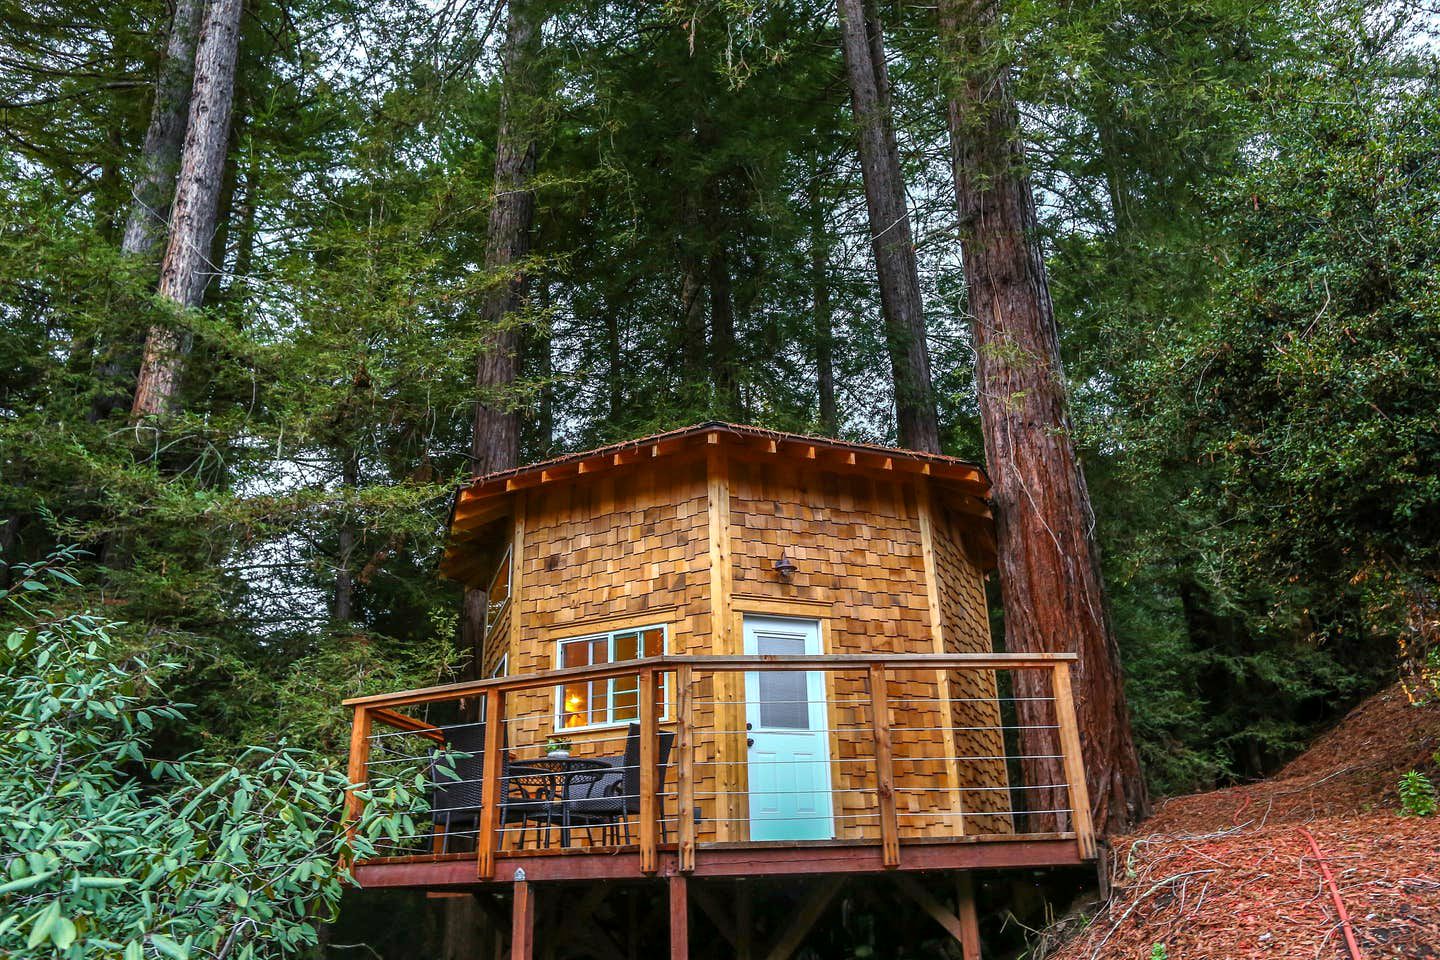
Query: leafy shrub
[[1398, 770, 1437, 818], [0, 549, 415, 959]]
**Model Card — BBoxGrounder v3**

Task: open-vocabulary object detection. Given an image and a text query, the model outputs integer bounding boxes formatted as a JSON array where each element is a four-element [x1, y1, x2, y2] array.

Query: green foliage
[[1150, 944, 1169, 960], [1398, 770, 1436, 817], [0, 549, 414, 958]]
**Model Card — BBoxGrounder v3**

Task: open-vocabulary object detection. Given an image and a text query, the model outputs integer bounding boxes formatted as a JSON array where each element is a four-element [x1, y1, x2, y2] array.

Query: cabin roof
[[441, 421, 992, 584]]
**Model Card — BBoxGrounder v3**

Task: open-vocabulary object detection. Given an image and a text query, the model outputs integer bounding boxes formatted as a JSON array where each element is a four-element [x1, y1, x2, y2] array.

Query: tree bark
[[809, 183, 837, 435], [834, 0, 940, 453], [453, 21, 542, 960], [678, 194, 709, 393], [130, 0, 244, 420], [122, 0, 206, 261], [333, 448, 358, 625], [708, 242, 739, 418], [89, 0, 205, 422], [468, 0, 538, 479], [940, 0, 1148, 834]]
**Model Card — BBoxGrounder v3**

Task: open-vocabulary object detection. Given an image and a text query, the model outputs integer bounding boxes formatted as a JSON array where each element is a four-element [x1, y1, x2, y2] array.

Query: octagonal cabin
[[342, 423, 1094, 925]]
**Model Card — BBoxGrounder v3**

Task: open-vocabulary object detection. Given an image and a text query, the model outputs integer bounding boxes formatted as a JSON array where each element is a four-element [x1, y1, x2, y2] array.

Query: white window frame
[[553, 623, 669, 732]]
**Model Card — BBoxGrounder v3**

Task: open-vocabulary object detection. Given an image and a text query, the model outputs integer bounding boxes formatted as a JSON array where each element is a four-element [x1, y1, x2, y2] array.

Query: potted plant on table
[[545, 736, 572, 758]]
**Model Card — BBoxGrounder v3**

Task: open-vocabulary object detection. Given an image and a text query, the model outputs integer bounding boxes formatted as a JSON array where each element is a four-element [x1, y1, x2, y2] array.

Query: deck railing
[[342, 653, 1095, 880]]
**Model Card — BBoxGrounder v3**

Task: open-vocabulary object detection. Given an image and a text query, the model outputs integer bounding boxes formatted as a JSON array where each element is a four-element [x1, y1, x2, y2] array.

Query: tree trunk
[[468, 0, 538, 479], [333, 448, 358, 626], [130, 0, 244, 420], [809, 183, 837, 435], [452, 6, 541, 936], [90, 0, 205, 423], [940, 0, 1147, 834], [834, 0, 940, 453], [605, 306, 623, 424], [708, 242, 739, 418], [122, 0, 206, 261], [678, 194, 708, 394]]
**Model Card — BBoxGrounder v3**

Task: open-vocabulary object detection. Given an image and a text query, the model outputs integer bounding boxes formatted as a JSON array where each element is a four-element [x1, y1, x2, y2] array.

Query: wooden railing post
[[343, 705, 372, 866], [476, 688, 505, 880], [639, 666, 660, 874], [676, 664, 696, 873], [1051, 662, 1097, 860], [868, 664, 900, 868]]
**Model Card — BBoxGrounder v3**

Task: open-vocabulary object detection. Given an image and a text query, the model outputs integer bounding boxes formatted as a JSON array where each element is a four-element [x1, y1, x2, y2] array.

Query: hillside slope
[[1049, 684, 1440, 959]]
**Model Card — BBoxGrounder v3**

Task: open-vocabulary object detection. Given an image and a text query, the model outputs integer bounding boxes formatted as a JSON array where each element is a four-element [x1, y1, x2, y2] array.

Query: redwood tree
[[131, 0, 245, 419], [940, 0, 1148, 833], [834, 0, 940, 452], [90, 0, 205, 421]]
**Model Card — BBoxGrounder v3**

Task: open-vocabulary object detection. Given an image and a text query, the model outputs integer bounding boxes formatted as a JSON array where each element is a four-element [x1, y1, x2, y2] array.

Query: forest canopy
[[2, 0, 1437, 824]]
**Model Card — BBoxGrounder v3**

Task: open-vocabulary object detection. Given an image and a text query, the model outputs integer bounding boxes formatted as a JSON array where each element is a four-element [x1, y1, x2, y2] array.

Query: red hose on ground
[[1299, 826, 1364, 960]]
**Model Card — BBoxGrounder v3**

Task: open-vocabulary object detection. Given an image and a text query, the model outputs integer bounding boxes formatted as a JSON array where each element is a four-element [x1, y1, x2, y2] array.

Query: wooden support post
[[342, 706, 371, 865], [639, 667, 659, 874], [891, 874, 981, 960], [477, 688, 505, 880], [956, 874, 981, 960], [669, 875, 690, 960], [735, 883, 752, 960], [763, 878, 843, 960], [676, 664, 697, 872], [1052, 663, 1097, 860], [868, 665, 900, 868], [511, 879, 535, 960]]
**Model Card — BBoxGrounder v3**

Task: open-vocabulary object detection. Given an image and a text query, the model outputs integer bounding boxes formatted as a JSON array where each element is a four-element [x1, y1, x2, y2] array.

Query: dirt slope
[[1049, 684, 1440, 959]]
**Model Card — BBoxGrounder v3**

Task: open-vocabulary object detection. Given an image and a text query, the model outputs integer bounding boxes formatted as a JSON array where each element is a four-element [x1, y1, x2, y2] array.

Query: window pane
[[562, 682, 590, 728], [640, 628, 664, 657], [562, 639, 590, 668], [612, 676, 638, 722], [614, 630, 639, 662], [756, 634, 809, 729], [591, 636, 608, 666]]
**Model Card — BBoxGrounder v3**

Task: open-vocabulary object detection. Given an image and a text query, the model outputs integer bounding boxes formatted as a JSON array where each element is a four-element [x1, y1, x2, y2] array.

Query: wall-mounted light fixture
[[773, 551, 798, 581]]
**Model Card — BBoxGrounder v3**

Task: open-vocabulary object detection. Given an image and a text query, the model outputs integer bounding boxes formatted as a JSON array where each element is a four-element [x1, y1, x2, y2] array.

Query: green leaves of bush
[[0, 551, 410, 958]]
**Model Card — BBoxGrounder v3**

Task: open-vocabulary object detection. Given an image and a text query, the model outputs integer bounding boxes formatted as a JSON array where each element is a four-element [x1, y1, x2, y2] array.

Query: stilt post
[[956, 873, 981, 960], [639, 666, 659, 874], [511, 879, 535, 960], [669, 875, 690, 960], [868, 664, 900, 868]]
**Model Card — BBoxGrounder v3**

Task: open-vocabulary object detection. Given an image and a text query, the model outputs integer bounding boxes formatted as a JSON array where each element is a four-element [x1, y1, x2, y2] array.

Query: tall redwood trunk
[[834, 0, 940, 453], [461, 0, 540, 664], [450, 6, 541, 952], [333, 448, 358, 625], [131, 0, 245, 419], [90, 0, 205, 422], [122, 0, 206, 260], [708, 243, 739, 418], [809, 181, 837, 435], [940, 0, 1147, 834], [468, 0, 537, 479], [679, 192, 709, 393]]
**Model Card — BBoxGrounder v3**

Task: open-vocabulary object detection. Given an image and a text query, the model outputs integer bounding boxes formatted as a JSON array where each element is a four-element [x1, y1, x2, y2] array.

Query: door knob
[[747, 738, 755, 748]]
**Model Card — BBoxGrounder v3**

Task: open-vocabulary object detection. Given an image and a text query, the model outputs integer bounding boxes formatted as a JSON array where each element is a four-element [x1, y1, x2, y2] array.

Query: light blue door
[[743, 615, 834, 841]]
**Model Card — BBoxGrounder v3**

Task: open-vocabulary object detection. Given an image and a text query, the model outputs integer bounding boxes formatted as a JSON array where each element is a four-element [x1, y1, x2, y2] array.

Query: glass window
[[756, 633, 810, 729], [484, 545, 512, 635], [556, 624, 668, 730]]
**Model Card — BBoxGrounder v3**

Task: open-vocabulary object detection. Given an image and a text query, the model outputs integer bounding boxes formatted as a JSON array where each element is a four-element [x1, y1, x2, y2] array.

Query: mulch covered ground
[[1047, 684, 1440, 959]]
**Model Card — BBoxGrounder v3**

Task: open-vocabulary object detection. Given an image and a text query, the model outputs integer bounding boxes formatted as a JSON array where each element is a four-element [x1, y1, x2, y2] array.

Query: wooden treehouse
[[341, 423, 1096, 959]]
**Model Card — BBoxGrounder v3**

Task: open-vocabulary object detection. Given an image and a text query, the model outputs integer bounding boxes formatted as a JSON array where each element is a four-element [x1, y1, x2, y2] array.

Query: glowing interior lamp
[[564, 690, 587, 728]]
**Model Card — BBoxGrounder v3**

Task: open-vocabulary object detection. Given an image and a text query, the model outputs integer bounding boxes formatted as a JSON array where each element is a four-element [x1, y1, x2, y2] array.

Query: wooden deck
[[342, 652, 1096, 890]]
